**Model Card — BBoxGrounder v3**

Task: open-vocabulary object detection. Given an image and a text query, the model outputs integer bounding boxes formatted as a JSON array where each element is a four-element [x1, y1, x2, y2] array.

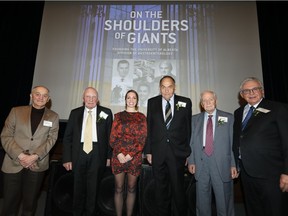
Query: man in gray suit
[[188, 90, 238, 216], [1, 85, 59, 216]]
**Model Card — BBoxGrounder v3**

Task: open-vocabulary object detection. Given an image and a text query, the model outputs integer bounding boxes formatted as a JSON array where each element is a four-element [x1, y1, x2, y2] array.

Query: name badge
[[43, 120, 52, 127]]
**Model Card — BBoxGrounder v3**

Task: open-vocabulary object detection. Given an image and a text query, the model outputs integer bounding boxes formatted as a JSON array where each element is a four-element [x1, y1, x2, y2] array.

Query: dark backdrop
[[0, 1, 44, 132], [0, 1, 288, 141], [257, 1, 288, 103]]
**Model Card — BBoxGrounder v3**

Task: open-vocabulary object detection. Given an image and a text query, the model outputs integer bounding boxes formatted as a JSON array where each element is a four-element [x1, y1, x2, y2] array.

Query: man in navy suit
[[233, 77, 288, 216], [188, 90, 238, 216], [144, 75, 192, 216], [62, 87, 113, 216]]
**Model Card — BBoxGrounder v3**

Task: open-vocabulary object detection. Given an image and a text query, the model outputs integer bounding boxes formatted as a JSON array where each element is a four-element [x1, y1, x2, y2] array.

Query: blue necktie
[[242, 106, 254, 130]]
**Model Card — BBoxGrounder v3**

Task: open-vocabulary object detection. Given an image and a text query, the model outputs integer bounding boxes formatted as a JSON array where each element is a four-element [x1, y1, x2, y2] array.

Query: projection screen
[[33, 1, 262, 119]]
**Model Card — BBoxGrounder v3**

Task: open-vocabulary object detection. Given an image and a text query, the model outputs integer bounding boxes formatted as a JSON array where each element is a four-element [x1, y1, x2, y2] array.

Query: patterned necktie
[[165, 100, 172, 129], [242, 106, 254, 130], [83, 110, 93, 154], [204, 115, 213, 156]]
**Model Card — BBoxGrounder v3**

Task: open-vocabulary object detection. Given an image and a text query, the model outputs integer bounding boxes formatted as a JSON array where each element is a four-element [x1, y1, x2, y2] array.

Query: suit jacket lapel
[[173, 96, 178, 121], [236, 106, 245, 132], [26, 106, 33, 136], [200, 113, 205, 143], [155, 96, 165, 125], [171, 95, 180, 125], [245, 99, 267, 129], [242, 102, 264, 131], [37, 108, 48, 134], [214, 110, 222, 141], [96, 107, 100, 124], [77, 107, 85, 133]]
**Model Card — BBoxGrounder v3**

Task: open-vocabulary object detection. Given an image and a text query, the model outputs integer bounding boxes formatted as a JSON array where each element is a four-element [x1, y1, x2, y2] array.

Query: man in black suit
[[62, 87, 113, 216], [144, 75, 192, 216], [233, 77, 288, 216]]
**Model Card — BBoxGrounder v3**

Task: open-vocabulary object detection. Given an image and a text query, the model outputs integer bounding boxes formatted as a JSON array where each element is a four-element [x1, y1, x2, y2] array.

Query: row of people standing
[[61, 75, 193, 216], [1, 76, 288, 216], [62, 75, 288, 216]]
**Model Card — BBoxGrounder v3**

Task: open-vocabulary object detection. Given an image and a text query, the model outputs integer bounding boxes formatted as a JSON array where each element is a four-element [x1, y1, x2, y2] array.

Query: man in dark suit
[[62, 87, 113, 216], [1, 85, 59, 216], [188, 90, 238, 216], [144, 75, 192, 216], [233, 77, 288, 216]]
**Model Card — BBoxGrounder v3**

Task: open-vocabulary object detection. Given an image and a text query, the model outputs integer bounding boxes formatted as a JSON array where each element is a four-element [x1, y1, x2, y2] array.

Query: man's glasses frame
[[240, 86, 262, 95]]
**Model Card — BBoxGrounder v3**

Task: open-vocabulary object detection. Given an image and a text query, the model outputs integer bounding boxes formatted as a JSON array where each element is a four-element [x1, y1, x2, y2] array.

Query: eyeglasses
[[240, 87, 262, 95]]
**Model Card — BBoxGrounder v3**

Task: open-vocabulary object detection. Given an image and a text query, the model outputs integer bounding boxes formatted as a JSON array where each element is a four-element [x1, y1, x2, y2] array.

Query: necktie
[[242, 106, 254, 130], [165, 100, 172, 129], [204, 115, 213, 156], [83, 110, 93, 154]]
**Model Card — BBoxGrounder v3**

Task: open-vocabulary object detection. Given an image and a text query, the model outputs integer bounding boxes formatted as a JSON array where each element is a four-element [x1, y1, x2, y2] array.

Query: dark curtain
[[0, 1, 44, 132], [256, 1, 288, 103], [0, 2, 44, 196]]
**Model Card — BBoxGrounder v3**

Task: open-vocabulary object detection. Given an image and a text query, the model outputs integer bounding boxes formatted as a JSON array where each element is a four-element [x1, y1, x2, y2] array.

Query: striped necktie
[[165, 100, 172, 129]]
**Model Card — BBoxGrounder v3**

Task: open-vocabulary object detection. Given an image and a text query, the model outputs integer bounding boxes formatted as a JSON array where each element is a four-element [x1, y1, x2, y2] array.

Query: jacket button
[[31, 138, 33, 141]]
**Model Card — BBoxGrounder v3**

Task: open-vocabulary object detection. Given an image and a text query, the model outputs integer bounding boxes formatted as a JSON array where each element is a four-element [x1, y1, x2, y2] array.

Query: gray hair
[[239, 77, 263, 91], [200, 90, 217, 102]]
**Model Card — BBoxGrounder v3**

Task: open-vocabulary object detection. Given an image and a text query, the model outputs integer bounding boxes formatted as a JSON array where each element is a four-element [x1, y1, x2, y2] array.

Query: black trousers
[[152, 144, 186, 216], [1, 168, 45, 216], [240, 161, 285, 216], [72, 143, 105, 216]]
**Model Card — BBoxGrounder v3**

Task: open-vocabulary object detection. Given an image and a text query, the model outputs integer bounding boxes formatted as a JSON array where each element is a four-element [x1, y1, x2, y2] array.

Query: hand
[[146, 154, 152, 164], [28, 162, 39, 170], [63, 162, 72, 171], [280, 174, 288, 192], [231, 167, 239, 179], [188, 164, 195, 174], [18, 153, 30, 168], [18, 153, 38, 168], [18, 152, 27, 161], [125, 154, 133, 161], [117, 153, 127, 163]]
